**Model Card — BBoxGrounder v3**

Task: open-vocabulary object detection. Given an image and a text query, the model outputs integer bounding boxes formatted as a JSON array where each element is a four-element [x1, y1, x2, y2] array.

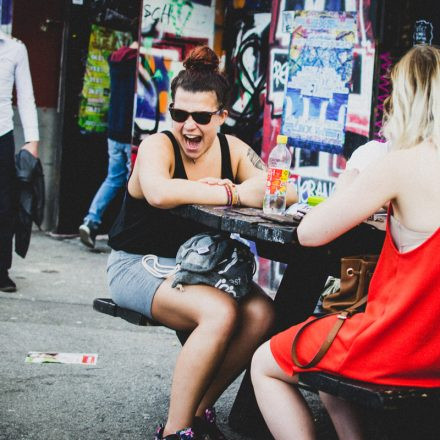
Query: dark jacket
[[107, 46, 137, 143], [14, 149, 45, 258]]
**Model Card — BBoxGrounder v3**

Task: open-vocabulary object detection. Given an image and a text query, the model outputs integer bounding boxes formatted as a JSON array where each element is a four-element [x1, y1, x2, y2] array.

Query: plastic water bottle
[[263, 135, 292, 214]]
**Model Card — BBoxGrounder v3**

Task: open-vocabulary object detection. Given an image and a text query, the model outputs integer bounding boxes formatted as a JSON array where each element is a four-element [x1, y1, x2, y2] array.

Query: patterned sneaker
[[153, 423, 196, 440], [194, 408, 227, 440]]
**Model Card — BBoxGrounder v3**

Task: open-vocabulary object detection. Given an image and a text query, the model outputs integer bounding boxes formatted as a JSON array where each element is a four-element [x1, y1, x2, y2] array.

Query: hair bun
[[183, 46, 219, 73]]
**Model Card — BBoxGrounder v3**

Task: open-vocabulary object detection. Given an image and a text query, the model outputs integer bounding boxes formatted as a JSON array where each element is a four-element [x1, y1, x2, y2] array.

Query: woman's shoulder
[[346, 140, 389, 171], [222, 134, 250, 155], [138, 132, 175, 155]]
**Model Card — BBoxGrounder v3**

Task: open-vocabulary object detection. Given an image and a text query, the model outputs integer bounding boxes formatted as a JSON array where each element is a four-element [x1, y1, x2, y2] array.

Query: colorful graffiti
[[133, 0, 214, 145], [373, 52, 392, 141], [221, 2, 271, 154], [78, 25, 132, 133]]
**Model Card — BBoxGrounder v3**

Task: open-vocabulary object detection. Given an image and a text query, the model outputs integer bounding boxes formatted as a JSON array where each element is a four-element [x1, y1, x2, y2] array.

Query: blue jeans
[[84, 138, 131, 225]]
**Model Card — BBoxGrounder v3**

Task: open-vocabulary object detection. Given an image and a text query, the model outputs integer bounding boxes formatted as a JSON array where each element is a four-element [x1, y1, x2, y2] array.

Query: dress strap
[[218, 133, 234, 182], [162, 130, 187, 179]]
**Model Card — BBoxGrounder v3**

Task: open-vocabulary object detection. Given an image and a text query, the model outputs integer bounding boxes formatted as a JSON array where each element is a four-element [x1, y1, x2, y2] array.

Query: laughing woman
[[106, 45, 297, 440]]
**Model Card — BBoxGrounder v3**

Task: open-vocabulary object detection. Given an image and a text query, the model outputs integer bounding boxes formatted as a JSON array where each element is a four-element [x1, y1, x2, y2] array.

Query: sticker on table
[[25, 352, 98, 365]]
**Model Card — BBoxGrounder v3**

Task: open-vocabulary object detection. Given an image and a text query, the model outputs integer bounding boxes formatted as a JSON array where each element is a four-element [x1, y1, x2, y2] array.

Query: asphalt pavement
[[0, 231, 336, 440]]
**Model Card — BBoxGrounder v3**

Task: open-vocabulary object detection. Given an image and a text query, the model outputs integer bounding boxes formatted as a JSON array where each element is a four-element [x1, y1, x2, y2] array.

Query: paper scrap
[[25, 352, 98, 365]]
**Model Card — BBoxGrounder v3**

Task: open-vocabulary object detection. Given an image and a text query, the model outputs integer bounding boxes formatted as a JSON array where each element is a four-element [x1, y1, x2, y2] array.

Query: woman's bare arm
[[297, 153, 400, 246], [133, 133, 228, 209]]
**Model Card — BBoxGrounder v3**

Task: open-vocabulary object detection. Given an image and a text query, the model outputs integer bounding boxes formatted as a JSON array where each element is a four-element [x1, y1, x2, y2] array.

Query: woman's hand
[[198, 177, 234, 187]]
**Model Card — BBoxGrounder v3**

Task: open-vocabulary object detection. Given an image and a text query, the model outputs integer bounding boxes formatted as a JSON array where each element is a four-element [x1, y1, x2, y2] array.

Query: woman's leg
[[195, 283, 275, 414], [319, 392, 365, 440], [251, 341, 316, 440], [151, 279, 240, 436]]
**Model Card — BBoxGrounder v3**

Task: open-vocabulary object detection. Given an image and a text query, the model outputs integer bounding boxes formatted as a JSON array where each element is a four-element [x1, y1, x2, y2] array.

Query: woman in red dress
[[251, 44, 440, 440]]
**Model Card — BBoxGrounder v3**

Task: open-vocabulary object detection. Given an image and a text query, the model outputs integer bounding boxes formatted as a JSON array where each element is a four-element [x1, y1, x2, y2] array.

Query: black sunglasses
[[169, 104, 223, 125]]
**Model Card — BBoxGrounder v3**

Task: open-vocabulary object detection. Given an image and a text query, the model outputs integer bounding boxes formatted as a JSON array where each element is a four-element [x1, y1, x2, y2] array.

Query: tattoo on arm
[[246, 147, 267, 171]]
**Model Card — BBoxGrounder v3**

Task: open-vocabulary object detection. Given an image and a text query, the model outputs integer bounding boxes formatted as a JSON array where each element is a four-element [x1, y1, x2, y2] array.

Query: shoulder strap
[[162, 130, 187, 179], [290, 296, 366, 369], [218, 133, 234, 182]]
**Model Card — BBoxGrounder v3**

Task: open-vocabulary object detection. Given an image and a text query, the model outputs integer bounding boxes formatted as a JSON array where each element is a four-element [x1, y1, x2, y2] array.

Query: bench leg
[[229, 247, 332, 438], [228, 369, 274, 439]]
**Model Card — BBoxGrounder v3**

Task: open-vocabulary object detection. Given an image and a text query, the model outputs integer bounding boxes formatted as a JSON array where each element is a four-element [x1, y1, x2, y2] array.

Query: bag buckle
[[337, 313, 348, 320]]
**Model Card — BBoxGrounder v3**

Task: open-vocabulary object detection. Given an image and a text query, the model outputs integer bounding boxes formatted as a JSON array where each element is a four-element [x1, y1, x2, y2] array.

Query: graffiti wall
[[221, 0, 272, 154], [133, 0, 215, 145]]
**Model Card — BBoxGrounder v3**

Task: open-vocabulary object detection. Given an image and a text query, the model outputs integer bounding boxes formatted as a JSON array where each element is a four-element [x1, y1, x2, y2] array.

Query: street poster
[[78, 25, 132, 133], [281, 11, 356, 154]]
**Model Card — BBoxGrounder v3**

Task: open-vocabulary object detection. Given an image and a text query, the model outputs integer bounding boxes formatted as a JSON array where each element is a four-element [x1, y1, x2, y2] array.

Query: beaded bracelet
[[231, 185, 240, 207]]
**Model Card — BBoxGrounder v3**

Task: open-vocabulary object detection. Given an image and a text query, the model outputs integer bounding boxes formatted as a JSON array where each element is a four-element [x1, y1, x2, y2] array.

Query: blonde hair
[[382, 45, 440, 150]]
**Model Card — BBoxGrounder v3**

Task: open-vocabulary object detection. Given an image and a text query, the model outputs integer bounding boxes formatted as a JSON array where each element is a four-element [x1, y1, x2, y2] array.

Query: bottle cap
[[307, 196, 325, 206], [277, 134, 288, 144]]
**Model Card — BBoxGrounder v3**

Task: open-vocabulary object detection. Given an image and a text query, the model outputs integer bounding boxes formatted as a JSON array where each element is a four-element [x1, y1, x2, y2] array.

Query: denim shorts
[[106, 250, 176, 321]]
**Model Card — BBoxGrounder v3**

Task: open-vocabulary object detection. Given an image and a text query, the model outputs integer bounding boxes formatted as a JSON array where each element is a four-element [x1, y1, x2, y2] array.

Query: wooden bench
[[93, 298, 190, 344], [298, 372, 440, 440]]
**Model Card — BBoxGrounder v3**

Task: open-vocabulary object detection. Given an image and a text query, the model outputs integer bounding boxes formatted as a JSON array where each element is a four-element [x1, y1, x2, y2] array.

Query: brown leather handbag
[[291, 255, 379, 369]]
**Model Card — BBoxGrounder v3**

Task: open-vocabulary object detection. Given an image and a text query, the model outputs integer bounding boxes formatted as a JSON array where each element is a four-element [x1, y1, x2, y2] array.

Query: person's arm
[[233, 137, 298, 207], [15, 43, 39, 157], [134, 133, 229, 209], [297, 153, 399, 247]]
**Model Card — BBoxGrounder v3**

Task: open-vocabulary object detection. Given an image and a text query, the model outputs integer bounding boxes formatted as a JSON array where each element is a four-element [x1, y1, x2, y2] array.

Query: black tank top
[[108, 131, 234, 256]]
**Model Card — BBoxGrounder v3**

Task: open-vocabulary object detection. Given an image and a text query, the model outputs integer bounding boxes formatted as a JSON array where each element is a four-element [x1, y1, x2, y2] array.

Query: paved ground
[[0, 231, 336, 440]]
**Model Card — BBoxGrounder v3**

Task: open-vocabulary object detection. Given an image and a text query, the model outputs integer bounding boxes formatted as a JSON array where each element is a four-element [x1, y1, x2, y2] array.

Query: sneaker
[[0, 274, 17, 293], [154, 424, 196, 440], [194, 408, 227, 440], [79, 220, 99, 248]]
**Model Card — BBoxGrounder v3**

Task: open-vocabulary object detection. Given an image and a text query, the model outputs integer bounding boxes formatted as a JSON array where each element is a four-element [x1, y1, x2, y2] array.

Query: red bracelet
[[224, 184, 232, 206]]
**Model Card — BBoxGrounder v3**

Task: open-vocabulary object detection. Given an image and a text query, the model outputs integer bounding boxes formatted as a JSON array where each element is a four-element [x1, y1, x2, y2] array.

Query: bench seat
[[298, 372, 440, 411], [298, 372, 440, 439], [93, 297, 158, 326]]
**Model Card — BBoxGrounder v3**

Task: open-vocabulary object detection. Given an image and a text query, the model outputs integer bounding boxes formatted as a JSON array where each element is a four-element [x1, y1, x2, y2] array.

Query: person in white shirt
[[0, 30, 39, 292]]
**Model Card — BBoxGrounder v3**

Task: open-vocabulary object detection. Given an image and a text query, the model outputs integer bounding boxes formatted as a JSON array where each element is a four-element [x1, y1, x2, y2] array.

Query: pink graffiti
[[374, 51, 392, 140]]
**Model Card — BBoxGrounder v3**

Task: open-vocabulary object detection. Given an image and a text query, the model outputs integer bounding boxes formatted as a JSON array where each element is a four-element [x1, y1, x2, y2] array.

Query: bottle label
[[265, 168, 289, 195]]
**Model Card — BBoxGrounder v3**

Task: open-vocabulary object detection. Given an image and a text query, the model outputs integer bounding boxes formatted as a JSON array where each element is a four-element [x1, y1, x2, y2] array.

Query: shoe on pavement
[[79, 220, 99, 248], [0, 275, 17, 292], [154, 424, 197, 440], [194, 407, 227, 440]]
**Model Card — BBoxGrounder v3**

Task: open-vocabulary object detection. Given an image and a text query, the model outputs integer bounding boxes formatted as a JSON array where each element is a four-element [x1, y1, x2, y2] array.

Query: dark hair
[[170, 46, 230, 109]]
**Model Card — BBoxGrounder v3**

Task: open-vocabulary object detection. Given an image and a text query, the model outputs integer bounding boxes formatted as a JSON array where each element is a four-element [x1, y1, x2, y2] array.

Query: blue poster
[[281, 11, 356, 154]]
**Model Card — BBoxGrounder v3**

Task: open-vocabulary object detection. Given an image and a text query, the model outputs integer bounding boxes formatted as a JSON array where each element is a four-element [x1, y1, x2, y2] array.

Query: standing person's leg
[[0, 131, 17, 292], [251, 341, 316, 440], [79, 138, 131, 247]]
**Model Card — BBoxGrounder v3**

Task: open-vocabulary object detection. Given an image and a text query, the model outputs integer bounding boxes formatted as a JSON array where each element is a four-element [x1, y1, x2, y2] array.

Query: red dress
[[270, 216, 440, 387]]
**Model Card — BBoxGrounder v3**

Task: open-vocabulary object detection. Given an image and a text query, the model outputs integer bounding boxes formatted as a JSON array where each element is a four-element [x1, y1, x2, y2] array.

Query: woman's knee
[[242, 293, 276, 337], [199, 293, 240, 336], [251, 341, 271, 383]]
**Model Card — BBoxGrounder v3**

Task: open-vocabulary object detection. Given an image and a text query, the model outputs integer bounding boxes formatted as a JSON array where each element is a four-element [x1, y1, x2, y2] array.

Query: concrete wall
[[13, 106, 62, 232]]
